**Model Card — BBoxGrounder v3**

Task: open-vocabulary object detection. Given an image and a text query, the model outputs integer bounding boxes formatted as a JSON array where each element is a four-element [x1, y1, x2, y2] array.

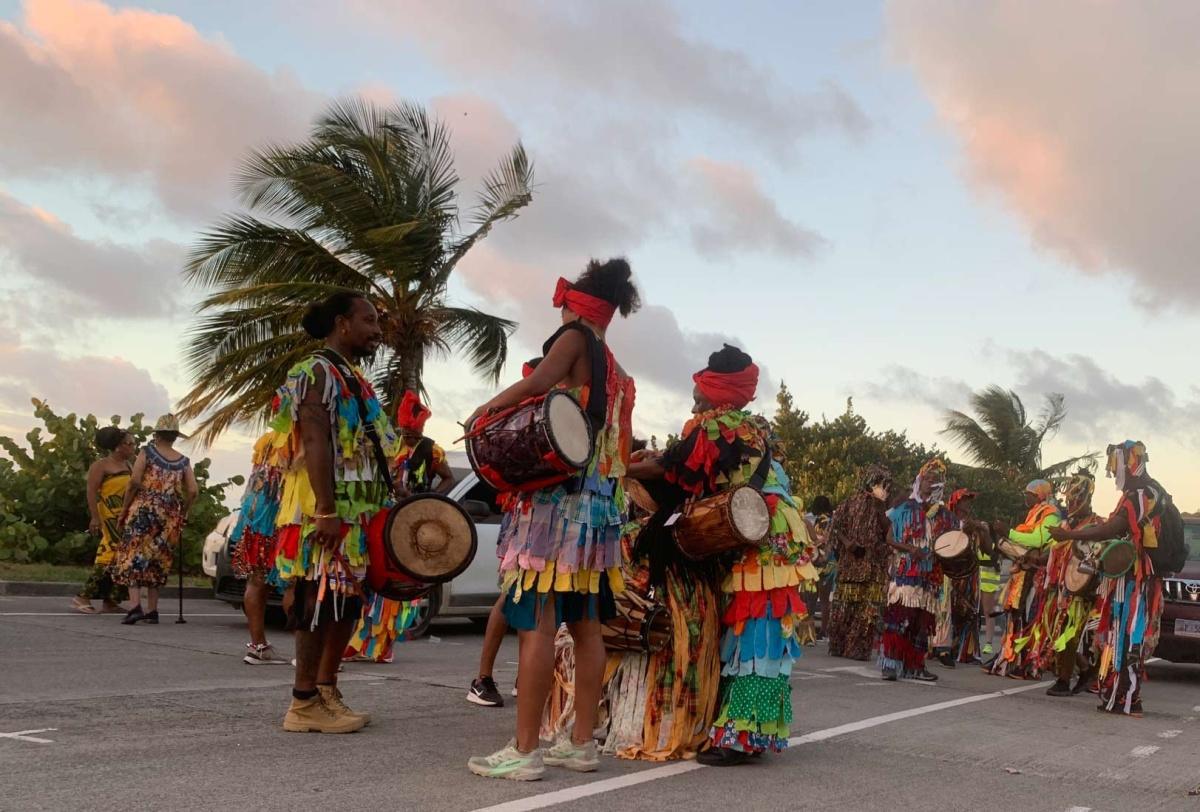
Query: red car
[[1155, 514, 1200, 664]]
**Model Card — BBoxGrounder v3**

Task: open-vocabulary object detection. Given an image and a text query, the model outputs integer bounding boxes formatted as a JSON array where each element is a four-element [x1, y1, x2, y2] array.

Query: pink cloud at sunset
[[0, 0, 320, 219], [889, 0, 1200, 306]]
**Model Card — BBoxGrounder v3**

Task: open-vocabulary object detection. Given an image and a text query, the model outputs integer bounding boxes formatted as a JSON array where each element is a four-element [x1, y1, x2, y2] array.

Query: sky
[[1, 0, 1198, 515]]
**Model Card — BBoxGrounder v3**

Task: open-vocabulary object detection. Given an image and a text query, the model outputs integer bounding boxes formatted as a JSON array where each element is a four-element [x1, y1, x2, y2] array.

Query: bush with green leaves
[[0, 399, 243, 573]]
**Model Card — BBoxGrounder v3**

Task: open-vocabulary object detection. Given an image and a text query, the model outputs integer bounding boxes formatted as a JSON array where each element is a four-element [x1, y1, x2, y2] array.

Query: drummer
[[985, 480, 1061, 678], [626, 344, 815, 766], [942, 489, 984, 665], [1039, 468, 1103, 697], [1049, 442, 1167, 716], [271, 291, 399, 734], [881, 459, 958, 682], [344, 391, 457, 664], [466, 259, 639, 781]]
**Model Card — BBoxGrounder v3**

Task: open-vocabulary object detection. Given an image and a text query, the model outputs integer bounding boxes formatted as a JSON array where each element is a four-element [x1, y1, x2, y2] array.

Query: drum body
[[364, 494, 478, 602], [1063, 545, 1099, 597], [466, 391, 594, 492], [602, 586, 672, 653], [933, 530, 977, 580], [674, 486, 771, 561]]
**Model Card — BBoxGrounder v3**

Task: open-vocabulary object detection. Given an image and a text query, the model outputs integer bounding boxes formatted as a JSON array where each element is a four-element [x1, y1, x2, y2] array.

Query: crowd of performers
[[208, 256, 1174, 779]]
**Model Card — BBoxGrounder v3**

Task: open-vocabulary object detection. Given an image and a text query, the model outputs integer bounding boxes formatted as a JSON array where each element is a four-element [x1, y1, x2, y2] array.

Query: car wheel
[[406, 585, 441, 640]]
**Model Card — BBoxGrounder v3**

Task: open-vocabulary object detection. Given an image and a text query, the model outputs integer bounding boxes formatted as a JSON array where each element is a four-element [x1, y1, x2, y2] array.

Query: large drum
[[601, 586, 672, 653], [364, 494, 478, 602], [674, 486, 771, 561], [466, 391, 594, 492], [933, 530, 977, 580]]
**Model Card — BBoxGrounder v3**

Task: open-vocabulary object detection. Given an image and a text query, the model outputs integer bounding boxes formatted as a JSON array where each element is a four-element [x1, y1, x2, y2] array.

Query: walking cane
[[175, 526, 187, 625]]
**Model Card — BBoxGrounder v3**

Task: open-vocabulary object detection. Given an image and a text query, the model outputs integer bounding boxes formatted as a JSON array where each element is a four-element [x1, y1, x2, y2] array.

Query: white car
[[204, 467, 503, 637]]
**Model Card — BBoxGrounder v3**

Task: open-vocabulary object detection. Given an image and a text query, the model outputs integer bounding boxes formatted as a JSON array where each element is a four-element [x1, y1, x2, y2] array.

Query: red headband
[[693, 364, 760, 410], [553, 277, 617, 328], [521, 362, 536, 379], [396, 390, 431, 432]]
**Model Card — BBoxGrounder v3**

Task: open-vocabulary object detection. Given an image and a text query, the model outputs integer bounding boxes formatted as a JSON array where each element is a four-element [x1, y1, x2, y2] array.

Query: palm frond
[[433, 306, 515, 383], [940, 409, 1005, 469]]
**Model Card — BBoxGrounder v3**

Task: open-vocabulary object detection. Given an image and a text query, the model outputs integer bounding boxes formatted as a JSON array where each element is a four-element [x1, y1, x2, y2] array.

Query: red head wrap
[[947, 488, 977, 512], [521, 361, 537, 379], [693, 364, 760, 410], [396, 390, 431, 432], [553, 277, 617, 328]]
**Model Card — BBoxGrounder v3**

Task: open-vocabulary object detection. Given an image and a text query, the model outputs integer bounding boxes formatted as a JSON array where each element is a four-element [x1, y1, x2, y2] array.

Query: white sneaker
[[543, 736, 599, 772], [243, 643, 288, 665], [468, 743, 545, 781]]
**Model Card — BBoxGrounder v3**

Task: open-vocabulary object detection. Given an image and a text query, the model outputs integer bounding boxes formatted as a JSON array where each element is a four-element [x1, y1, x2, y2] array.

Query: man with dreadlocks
[[986, 480, 1061, 678], [1037, 469, 1103, 697], [881, 459, 958, 681], [825, 466, 894, 661], [1050, 442, 1167, 716]]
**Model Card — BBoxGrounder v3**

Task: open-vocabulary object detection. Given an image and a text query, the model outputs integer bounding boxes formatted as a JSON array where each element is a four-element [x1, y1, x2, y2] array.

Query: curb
[[0, 580, 214, 599]]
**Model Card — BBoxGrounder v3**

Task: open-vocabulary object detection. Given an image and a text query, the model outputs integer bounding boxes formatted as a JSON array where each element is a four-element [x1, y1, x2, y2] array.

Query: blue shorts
[[501, 577, 617, 631]]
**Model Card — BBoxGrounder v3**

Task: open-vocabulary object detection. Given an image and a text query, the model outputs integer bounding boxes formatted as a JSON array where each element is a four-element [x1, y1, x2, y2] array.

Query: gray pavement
[[2, 594, 1199, 811]]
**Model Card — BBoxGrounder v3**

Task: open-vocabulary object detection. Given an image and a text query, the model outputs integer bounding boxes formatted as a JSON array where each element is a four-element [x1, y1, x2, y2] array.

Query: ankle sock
[[293, 688, 318, 700]]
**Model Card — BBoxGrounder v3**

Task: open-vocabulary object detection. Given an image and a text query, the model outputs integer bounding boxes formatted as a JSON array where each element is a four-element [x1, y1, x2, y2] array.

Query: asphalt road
[[2, 595, 1199, 812]]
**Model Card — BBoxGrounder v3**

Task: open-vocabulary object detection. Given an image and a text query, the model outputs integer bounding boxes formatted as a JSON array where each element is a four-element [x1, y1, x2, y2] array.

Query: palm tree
[[178, 99, 533, 445], [941, 385, 1091, 482]]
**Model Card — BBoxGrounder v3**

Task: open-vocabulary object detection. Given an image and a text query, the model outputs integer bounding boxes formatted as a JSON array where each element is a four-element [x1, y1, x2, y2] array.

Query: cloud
[[889, 0, 1200, 305], [352, 0, 868, 155], [0, 190, 182, 316], [0, 331, 172, 420], [862, 365, 974, 413], [0, 0, 321, 220], [687, 157, 828, 260]]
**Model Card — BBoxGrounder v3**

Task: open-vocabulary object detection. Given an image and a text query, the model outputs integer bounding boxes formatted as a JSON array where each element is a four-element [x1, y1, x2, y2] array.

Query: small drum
[[601, 586, 672, 653], [624, 478, 659, 517], [466, 391, 594, 492], [1063, 545, 1098, 597], [674, 485, 771, 561], [933, 530, 977, 580], [365, 494, 478, 602], [1077, 538, 1136, 579], [995, 538, 1030, 562]]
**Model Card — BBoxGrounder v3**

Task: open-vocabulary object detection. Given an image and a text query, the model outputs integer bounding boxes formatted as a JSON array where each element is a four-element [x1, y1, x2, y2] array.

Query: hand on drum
[[312, 515, 343, 550]]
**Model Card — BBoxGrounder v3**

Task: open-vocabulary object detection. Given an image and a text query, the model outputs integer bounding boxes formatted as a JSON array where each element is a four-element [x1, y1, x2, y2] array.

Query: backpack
[[1147, 482, 1188, 576]]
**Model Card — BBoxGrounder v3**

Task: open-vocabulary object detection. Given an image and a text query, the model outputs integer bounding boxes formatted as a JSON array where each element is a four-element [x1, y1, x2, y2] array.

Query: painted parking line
[[469, 679, 1052, 812], [0, 728, 57, 745]]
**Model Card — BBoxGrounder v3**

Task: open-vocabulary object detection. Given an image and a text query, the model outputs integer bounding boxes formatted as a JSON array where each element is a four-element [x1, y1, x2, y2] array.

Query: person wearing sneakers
[[271, 291, 399, 734], [229, 431, 289, 665], [466, 259, 640, 780], [467, 357, 540, 709]]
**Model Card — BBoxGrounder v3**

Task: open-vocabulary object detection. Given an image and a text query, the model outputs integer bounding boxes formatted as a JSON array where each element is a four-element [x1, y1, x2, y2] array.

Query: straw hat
[[152, 413, 189, 439]]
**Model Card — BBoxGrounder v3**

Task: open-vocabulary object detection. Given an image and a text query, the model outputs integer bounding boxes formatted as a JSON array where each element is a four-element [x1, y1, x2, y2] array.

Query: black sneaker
[[142, 611, 159, 625], [882, 667, 898, 681], [1046, 680, 1072, 697], [467, 676, 504, 707], [912, 669, 939, 682], [121, 606, 144, 625], [937, 652, 956, 669]]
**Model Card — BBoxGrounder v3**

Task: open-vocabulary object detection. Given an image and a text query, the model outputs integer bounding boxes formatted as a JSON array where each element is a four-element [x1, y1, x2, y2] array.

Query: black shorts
[[285, 580, 363, 631]]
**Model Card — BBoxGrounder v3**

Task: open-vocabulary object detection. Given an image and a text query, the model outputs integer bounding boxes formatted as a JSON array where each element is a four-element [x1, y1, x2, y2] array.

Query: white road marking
[[1193, 705, 1200, 713], [0, 612, 237, 617], [1130, 745, 1160, 758], [0, 728, 57, 744], [470, 679, 1053, 812], [1158, 729, 1182, 739], [1065, 806, 1092, 811], [820, 665, 879, 679], [790, 670, 835, 680]]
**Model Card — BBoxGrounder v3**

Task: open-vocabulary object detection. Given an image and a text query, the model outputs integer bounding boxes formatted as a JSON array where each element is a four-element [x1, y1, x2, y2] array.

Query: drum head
[[385, 494, 478, 583], [625, 478, 659, 516], [1063, 557, 1095, 594], [934, 530, 970, 558], [546, 391, 593, 468], [1100, 539, 1136, 578], [730, 487, 771, 543]]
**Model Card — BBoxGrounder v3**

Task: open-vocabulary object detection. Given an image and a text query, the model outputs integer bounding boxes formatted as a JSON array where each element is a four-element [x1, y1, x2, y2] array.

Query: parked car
[[203, 468, 503, 638], [1155, 514, 1200, 664]]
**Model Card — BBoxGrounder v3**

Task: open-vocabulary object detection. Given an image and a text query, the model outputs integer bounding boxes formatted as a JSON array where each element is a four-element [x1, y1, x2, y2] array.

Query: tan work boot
[[317, 684, 371, 727], [282, 694, 365, 734]]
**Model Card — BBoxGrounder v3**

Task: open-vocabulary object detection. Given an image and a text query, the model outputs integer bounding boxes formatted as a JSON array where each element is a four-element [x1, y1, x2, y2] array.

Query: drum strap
[[748, 450, 772, 492], [315, 349, 397, 495], [543, 322, 608, 429]]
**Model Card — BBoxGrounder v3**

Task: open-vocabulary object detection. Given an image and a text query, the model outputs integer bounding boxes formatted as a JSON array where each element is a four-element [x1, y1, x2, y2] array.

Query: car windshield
[[1185, 519, 1200, 560]]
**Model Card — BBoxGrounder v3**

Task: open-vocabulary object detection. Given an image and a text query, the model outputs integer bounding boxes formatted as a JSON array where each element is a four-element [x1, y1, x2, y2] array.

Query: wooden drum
[[674, 485, 771, 561], [933, 530, 978, 580]]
